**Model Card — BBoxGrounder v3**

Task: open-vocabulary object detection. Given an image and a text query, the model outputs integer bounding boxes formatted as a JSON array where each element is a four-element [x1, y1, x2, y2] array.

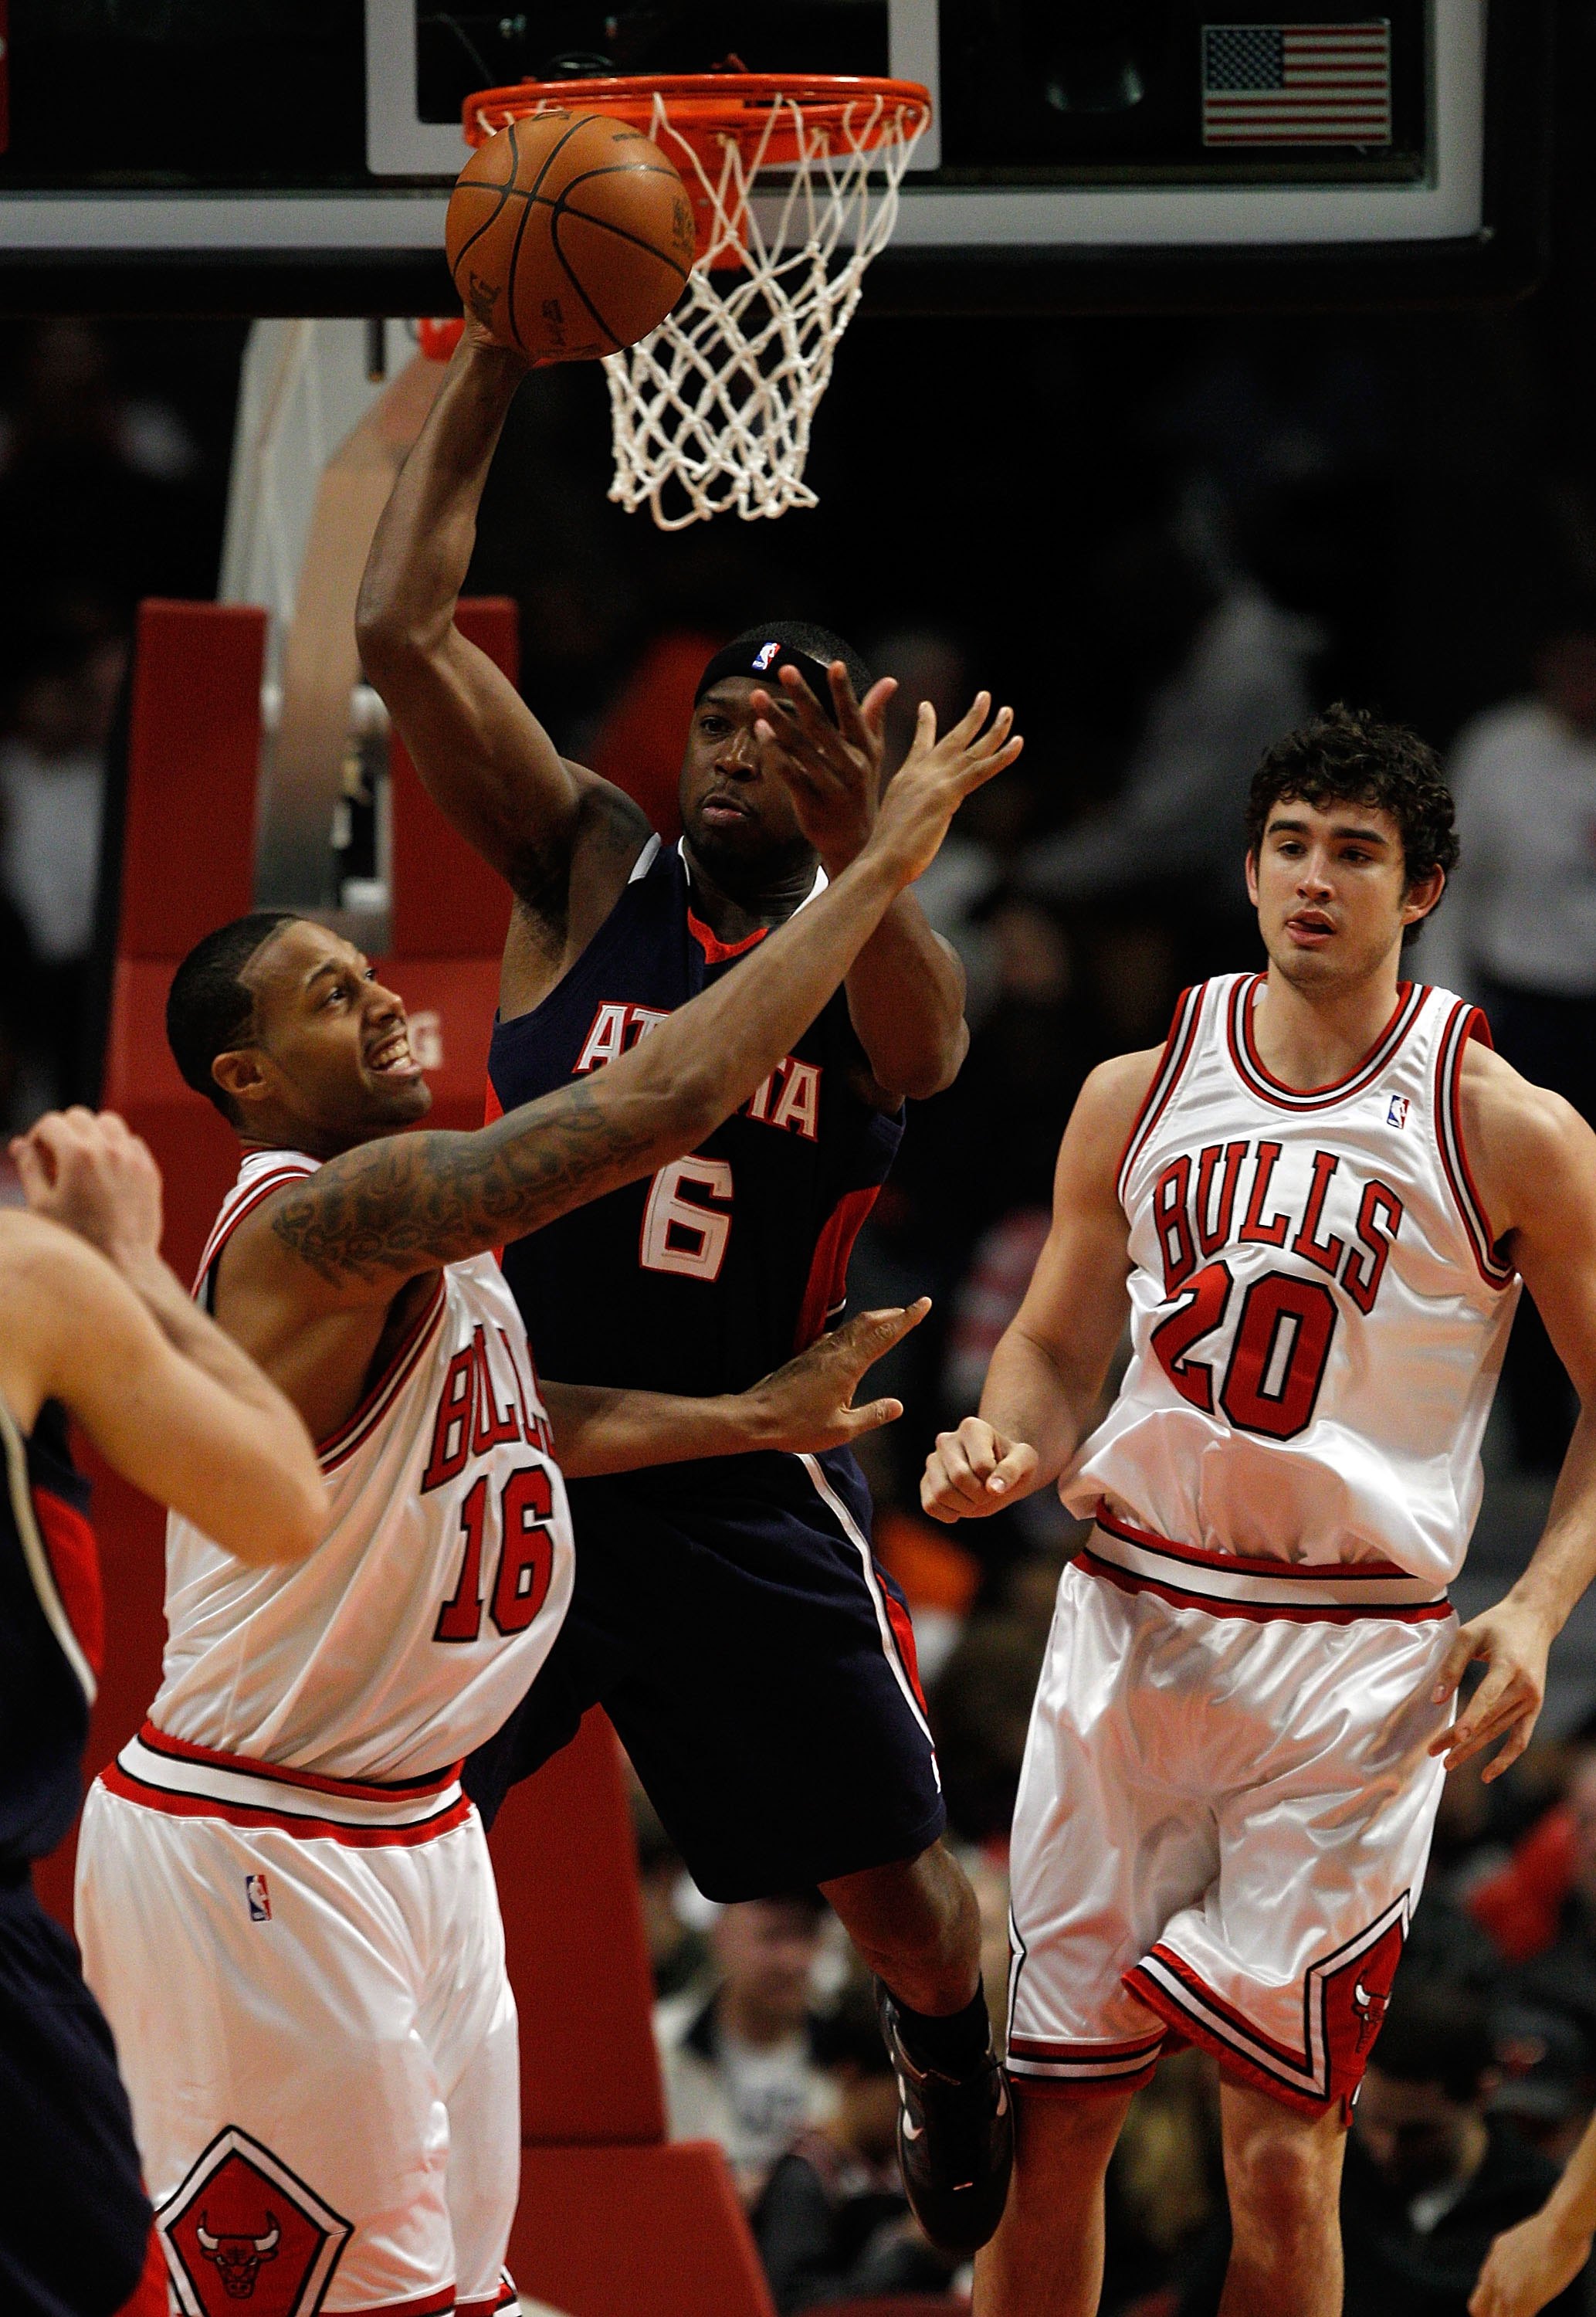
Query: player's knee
[[1225, 2111, 1340, 2246]]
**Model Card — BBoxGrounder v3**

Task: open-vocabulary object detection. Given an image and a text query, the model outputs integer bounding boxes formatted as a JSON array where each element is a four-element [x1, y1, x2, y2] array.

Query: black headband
[[694, 638, 839, 724]]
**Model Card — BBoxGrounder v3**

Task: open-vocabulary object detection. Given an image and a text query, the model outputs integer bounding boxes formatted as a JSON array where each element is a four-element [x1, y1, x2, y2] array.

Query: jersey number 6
[[435, 1465, 557, 1644], [1150, 1261, 1339, 1442], [640, 1156, 734, 1282]]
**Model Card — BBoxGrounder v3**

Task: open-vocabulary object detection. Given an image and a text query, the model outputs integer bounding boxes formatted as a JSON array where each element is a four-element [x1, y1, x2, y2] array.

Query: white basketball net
[[605, 90, 927, 529]]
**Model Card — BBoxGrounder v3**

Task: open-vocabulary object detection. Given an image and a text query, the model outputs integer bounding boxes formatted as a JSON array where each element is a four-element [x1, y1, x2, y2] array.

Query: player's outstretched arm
[[0, 1121, 326, 1564], [1471, 2105, 1596, 2315], [544, 1301, 929, 1477], [1432, 1045, 1596, 1781], [751, 660, 972, 1102], [921, 1048, 1154, 1522], [355, 332, 648, 906], [256, 695, 1023, 1301]]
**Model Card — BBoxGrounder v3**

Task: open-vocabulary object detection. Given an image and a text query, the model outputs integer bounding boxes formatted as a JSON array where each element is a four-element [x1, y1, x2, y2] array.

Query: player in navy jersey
[[357, 328, 1018, 2253], [0, 1108, 327, 2317]]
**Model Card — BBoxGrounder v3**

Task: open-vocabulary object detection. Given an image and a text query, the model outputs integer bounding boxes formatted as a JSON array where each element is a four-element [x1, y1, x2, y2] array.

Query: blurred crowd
[[6, 127, 1596, 2305]]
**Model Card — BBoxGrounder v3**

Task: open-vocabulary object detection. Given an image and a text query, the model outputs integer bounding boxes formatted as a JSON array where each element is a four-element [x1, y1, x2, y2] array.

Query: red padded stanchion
[[388, 596, 516, 961], [510, 2143, 777, 2317]]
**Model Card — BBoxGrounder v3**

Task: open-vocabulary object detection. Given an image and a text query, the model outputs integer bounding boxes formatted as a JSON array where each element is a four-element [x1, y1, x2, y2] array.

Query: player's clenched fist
[[922, 1416, 1039, 1523]]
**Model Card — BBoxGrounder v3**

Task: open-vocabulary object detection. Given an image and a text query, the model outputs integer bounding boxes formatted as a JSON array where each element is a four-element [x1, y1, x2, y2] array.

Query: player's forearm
[[844, 898, 968, 1101], [542, 1380, 782, 1476], [116, 1249, 319, 1434], [268, 844, 909, 1287], [1503, 1404, 1596, 1635], [356, 341, 526, 662], [978, 1321, 1096, 1498]]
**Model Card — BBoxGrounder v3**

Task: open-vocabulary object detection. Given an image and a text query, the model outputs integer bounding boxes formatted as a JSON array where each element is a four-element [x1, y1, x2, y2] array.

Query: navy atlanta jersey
[[0, 1398, 100, 1871], [486, 836, 906, 1400]]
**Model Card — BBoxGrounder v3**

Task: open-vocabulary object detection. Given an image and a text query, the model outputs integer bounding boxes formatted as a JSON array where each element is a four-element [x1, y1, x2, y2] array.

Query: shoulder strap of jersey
[[1432, 998, 1516, 1290], [193, 1152, 318, 1301], [1115, 981, 1213, 1209]]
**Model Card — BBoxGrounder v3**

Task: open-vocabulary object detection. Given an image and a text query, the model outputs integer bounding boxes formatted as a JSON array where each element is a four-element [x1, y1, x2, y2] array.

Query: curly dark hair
[[1245, 704, 1459, 944]]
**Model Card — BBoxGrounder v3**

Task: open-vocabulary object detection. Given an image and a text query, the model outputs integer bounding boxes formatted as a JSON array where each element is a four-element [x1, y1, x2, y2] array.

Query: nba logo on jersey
[[1387, 1094, 1410, 1128], [245, 1872, 272, 1922], [751, 640, 781, 669]]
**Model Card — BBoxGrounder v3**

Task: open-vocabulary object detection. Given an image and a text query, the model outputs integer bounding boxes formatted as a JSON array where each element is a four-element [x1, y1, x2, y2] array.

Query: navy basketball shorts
[[466, 1446, 947, 1901], [0, 1871, 154, 2317]]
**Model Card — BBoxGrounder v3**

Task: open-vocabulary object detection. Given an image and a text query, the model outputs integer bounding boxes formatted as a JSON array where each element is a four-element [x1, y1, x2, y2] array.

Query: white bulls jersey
[[147, 1147, 574, 1781], [1064, 974, 1520, 1586]]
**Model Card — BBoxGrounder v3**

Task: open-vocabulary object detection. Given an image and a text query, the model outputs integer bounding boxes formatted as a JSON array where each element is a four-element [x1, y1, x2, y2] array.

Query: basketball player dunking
[[357, 330, 1016, 2252], [69, 693, 1013, 2317], [922, 707, 1596, 2317]]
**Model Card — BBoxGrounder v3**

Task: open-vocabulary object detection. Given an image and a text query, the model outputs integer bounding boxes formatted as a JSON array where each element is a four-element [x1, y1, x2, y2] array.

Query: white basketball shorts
[[76, 1725, 520, 2317], [1008, 1513, 1456, 2117]]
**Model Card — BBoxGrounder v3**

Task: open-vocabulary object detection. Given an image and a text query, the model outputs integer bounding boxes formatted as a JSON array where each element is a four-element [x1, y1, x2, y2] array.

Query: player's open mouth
[[367, 1031, 421, 1078], [1286, 913, 1334, 944], [701, 792, 752, 823]]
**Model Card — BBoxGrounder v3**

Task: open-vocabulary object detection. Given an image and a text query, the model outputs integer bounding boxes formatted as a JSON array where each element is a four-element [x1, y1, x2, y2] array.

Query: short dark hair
[[166, 911, 298, 1121], [1245, 704, 1459, 944], [1367, 1974, 1493, 2104], [725, 619, 873, 700]]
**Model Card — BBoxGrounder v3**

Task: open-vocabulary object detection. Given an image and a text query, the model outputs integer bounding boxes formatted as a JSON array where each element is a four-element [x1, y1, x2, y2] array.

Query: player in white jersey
[[922, 704, 1596, 2317], [66, 690, 1022, 2317]]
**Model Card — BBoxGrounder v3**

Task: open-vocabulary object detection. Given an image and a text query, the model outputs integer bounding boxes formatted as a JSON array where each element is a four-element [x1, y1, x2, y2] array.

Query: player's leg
[[820, 1838, 980, 2016], [425, 1813, 521, 2317], [1216, 2080, 1346, 2317], [972, 2085, 1131, 2317]]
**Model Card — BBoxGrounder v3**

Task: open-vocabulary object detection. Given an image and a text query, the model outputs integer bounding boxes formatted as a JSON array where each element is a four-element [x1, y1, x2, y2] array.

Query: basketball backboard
[[0, 2, 1554, 314]]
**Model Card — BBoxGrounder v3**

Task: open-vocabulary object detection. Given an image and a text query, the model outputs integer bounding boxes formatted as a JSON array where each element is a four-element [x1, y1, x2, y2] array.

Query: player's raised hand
[[922, 1416, 1039, 1523], [751, 659, 898, 870], [749, 1299, 930, 1453], [10, 1108, 164, 1274], [1428, 1594, 1555, 1781], [1470, 2208, 1593, 2317], [860, 693, 1023, 891]]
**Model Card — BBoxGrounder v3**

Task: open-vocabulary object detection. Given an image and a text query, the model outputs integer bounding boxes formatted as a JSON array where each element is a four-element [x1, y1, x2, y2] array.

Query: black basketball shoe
[[876, 1980, 1014, 2254]]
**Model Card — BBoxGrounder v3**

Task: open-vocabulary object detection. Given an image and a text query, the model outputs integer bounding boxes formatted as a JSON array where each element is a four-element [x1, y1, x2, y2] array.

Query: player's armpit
[[0, 1214, 325, 1565]]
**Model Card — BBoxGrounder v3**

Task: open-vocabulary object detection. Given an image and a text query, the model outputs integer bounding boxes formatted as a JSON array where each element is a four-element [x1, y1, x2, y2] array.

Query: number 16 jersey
[[1065, 974, 1520, 1587]]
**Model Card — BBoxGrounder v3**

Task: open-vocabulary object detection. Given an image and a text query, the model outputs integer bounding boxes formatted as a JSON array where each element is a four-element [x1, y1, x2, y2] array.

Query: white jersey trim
[[796, 1451, 938, 1766], [1079, 1510, 1450, 1620], [104, 1722, 471, 1844]]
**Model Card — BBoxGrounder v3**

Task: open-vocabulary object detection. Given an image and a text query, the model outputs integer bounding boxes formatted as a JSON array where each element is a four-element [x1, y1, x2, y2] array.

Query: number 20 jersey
[[149, 1148, 575, 1782], [1064, 974, 1520, 1588]]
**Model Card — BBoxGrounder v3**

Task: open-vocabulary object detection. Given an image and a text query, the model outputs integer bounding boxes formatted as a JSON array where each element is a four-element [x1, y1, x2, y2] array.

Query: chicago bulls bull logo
[[195, 2211, 280, 2298], [1350, 1974, 1390, 2052], [158, 2129, 350, 2317]]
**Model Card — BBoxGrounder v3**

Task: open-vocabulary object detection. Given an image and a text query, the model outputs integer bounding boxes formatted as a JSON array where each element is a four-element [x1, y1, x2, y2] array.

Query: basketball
[[446, 110, 696, 363]]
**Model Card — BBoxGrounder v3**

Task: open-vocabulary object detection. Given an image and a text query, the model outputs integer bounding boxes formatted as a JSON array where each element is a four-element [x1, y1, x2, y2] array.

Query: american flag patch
[[1201, 22, 1393, 147]]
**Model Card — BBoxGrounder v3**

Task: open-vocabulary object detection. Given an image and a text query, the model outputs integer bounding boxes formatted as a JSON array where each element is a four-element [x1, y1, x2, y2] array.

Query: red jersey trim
[[136, 1722, 463, 1804], [1116, 983, 1205, 1206], [317, 1277, 449, 1471], [1095, 1502, 1417, 1583], [1225, 975, 1428, 1113], [686, 907, 768, 965], [793, 1185, 880, 1351], [1434, 1001, 1516, 1289], [100, 1762, 475, 1849], [1077, 1549, 1452, 1627], [193, 1162, 317, 1294]]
